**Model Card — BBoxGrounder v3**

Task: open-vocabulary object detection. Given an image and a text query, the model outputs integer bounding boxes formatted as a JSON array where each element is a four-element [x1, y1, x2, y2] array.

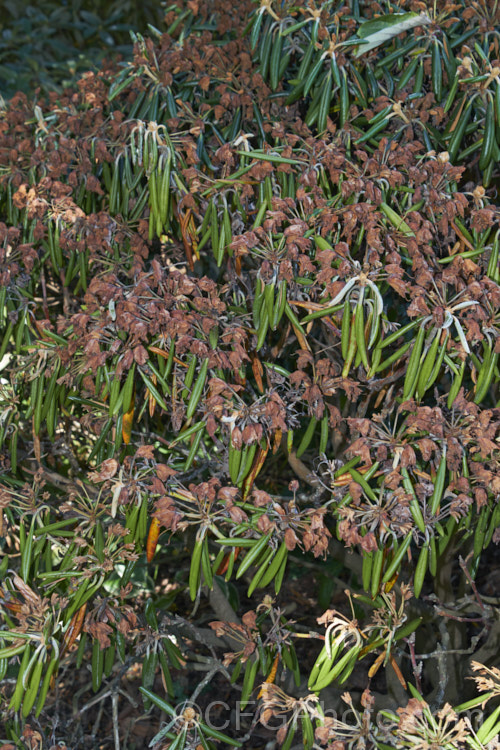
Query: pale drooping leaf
[[354, 12, 431, 58]]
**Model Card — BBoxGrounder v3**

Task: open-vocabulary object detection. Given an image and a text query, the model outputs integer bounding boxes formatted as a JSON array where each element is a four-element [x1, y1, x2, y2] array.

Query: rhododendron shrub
[[0, 1, 499, 747]]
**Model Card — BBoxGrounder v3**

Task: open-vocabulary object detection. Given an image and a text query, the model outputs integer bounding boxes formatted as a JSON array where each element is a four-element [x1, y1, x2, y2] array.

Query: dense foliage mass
[[0, 0, 168, 100], [0, 0, 499, 748]]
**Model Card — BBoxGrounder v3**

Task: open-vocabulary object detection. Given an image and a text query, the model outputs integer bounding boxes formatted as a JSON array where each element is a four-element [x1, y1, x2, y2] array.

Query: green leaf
[[354, 12, 430, 57]]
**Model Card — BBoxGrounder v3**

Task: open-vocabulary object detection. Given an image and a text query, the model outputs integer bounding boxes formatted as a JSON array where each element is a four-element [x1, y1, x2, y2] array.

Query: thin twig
[[459, 555, 487, 612], [112, 690, 120, 750], [190, 660, 231, 705], [91, 699, 105, 742], [407, 632, 423, 693], [401, 643, 486, 661]]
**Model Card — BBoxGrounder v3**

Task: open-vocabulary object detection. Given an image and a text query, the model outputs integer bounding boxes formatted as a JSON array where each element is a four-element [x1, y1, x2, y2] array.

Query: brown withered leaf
[[156, 464, 177, 481], [348, 481, 363, 502], [135, 445, 155, 460], [116, 606, 138, 634], [85, 620, 113, 649], [153, 496, 184, 533], [228, 504, 249, 524], [348, 418, 372, 436], [257, 514, 272, 532], [401, 444, 416, 467], [284, 528, 298, 551], [387, 275, 408, 296], [10, 572, 42, 607], [416, 438, 437, 461], [360, 532, 378, 553], [407, 295, 430, 318], [346, 438, 372, 466], [133, 345, 148, 365], [87, 458, 119, 482], [446, 438, 462, 471], [252, 489, 272, 507], [88, 458, 120, 482], [217, 486, 239, 502], [242, 610, 257, 629]]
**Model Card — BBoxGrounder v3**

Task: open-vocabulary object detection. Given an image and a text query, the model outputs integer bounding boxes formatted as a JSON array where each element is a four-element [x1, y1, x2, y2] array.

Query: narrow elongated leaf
[[355, 13, 430, 57]]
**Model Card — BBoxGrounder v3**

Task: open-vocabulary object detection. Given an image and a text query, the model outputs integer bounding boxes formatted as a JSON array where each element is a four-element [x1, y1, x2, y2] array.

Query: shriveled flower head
[[259, 683, 322, 745], [470, 661, 500, 705], [396, 699, 468, 750], [314, 691, 379, 749]]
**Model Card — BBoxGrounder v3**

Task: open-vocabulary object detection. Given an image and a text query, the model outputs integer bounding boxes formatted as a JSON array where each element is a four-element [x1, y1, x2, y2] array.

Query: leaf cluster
[[0, 0, 168, 100]]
